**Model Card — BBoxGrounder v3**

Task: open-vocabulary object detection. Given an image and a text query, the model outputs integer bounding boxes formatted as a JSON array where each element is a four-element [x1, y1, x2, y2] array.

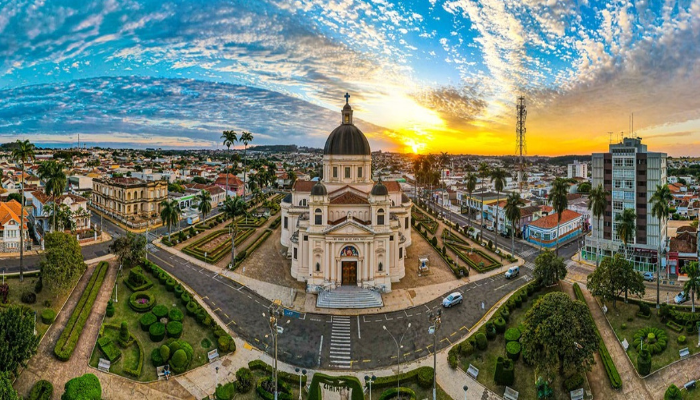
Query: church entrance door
[[341, 261, 357, 285]]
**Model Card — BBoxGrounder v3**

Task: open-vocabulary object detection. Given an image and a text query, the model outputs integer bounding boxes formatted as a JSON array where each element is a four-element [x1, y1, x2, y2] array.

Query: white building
[[280, 98, 412, 293], [567, 160, 588, 179]]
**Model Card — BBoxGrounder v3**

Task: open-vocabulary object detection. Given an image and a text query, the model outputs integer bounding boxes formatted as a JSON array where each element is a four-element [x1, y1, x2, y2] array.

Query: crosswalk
[[329, 316, 352, 369], [523, 261, 535, 270], [519, 248, 539, 258]]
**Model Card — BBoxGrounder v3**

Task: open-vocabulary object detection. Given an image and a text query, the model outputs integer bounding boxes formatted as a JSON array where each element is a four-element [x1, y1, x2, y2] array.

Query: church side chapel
[[281, 94, 412, 294]]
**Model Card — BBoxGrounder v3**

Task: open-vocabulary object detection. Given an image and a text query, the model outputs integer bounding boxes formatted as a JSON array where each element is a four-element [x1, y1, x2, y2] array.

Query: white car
[[442, 292, 463, 308], [675, 291, 689, 304], [505, 266, 519, 279]]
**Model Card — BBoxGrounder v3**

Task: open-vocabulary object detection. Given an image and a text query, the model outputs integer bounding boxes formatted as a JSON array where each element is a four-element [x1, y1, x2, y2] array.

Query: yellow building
[[92, 177, 168, 229]]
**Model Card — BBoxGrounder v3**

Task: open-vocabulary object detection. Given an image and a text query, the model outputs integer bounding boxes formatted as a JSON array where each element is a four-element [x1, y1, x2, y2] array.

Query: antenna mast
[[516, 96, 527, 193]]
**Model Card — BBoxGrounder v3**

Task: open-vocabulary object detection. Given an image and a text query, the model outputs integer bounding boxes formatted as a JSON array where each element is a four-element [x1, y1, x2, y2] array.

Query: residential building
[[524, 209, 583, 248], [214, 173, 244, 197], [584, 137, 667, 271], [91, 177, 168, 229], [0, 200, 31, 252], [29, 191, 91, 239], [567, 160, 588, 178]]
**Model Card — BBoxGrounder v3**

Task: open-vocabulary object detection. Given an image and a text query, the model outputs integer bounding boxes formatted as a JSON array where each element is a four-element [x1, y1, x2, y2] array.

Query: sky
[[1, 0, 700, 156]]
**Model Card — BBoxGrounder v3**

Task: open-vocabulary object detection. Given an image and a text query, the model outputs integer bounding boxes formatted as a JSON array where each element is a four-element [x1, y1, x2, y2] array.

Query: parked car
[[500, 231, 509, 238], [675, 291, 689, 304], [642, 272, 654, 282], [442, 292, 463, 308], [505, 266, 519, 279], [486, 225, 495, 232]]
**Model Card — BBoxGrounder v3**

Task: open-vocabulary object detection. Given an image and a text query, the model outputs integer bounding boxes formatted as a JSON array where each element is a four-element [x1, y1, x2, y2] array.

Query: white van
[[505, 266, 519, 279]]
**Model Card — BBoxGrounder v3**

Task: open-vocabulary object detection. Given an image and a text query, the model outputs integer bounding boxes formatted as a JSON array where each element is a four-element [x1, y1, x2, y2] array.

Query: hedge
[[27, 380, 53, 400], [256, 377, 293, 400], [54, 262, 109, 361], [124, 267, 153, 292], [97, 337, 121, 363], [41, 308, 56, 324], [139, 312, 157, 331], [149, 322, 166, 342], [632, 327, 668, 355], [215, 382, 236, 400], [308, 373, 364, 400], [165, 278, 176, 292], [372, 366, 434, 389], [249, 360, 307, 385], [182, 228, 254, 264], [152, 304, 169, 319], [128, 292, 156, 313], [186, 301, 199, 316], [506, 341, 521, 361], [123, 337, 145, 378], [169, 308, 184, 322], [504, 328, 521, 342], [494, 356, 515, 386], [167, 321, 183, 338], [572, 283, 622, 389], [378, 387, 417, 400], [62, 373, 102, 400], [232, 229, 273, 270]]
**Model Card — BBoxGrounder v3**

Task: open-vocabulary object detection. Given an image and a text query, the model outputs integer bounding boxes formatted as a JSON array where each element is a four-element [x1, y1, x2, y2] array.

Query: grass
[[457, 287, 591, 400], [0, 271, 74, 339], [88, 268, 218, 381], [369, 382, 451, 400], [604, 300, 700, 374], [216, 369, 306, 400]]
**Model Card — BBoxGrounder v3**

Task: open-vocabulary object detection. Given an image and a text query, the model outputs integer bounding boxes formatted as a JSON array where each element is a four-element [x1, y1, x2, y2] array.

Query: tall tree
[[615, 208, 636, 260], [109, 232, 147, 268], [223, 196, 247, 268], [587, 184, 608, 268], [38, 161, 67, 232], [504, 192, 524, 257], [196, 190, 212, 221], [650, 184, 672, 309], [464, 173, 477, 229], [520, 292, 598, 378], [240, 131, 253, 199], [412, 156, 423, 202], [490, 167, 507, 256], [44, 203, 75, 232], [477, 162, 490, 226], [40, 232, 87, 292], [11, 139, 36, 282], [0, 305, 40, 375], [159, 199, 181, 239], [549, 178, 570, 255], [683, 262, 700, 313], [533, 250, 567, 286], [221, 130, 238, 199], [0, 372, 20, 400], [587, 254, 645, 308]]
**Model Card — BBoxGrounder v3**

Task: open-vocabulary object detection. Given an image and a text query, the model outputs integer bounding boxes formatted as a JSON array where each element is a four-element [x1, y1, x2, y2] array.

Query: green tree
[[477, 162, 490, 225], [587, 184, 608, 268], [615, 208, 636, 260], [577, 182, 591, 193], [108, 232, 147, 268], [587, 254, 645, 308], [548, 178, 569, 255], [221, 130, 238, 199], [464, 173, 477, 228], [11, 139, 36, 282], [223, 196, 246, 268], [651, 184, 672, 309], [44, 203, 75, 233], [664, 384, 683, 400], [504, 192, 524, 257], [39, 232, 87, 292], [683, 262, 700, 313], [0, 372, 20, 400], [38, 161, 67, 232], [490, 167, 507, 256], [192, 176, 209, 185], [520, 292, 598, 378], [0, 306, 40, 375], [6, 193, 23, 204], [61, 373, 101, 400], [160, 199, 181, 239], [240, 131, 253, 199], [533, 250, 567, 286], [196, 190, 212, 221]]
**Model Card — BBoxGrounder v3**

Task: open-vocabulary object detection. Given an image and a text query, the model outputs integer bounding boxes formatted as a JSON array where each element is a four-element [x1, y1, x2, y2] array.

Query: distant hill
[[249, 144, 298, 153], [548, 155, 591, 165]]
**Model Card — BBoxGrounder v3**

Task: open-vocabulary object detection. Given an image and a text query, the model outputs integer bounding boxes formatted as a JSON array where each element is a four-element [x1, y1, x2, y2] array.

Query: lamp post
[[295, 368, 307, 400], [364, 375, 376, 400], [428, 309, 442, 400], [265, 305, 283, 400], [382, 323, 412, 393], [463, 385, 468, 400]]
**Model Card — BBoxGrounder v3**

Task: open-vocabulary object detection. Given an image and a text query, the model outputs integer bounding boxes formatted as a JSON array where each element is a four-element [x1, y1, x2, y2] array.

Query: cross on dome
[[344, 92, 350, 105]]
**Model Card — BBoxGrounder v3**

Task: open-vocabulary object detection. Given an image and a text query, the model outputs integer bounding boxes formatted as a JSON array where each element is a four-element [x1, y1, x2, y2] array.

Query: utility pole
[[515, 96, 527, 194], [428, 309, 442, 400]]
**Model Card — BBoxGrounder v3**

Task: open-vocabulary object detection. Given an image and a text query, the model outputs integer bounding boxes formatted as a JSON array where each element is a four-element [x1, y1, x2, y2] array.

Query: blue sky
[[1, 0, 700, 155]]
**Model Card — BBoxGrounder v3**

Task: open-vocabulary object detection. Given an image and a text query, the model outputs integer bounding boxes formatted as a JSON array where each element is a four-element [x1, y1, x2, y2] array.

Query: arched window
[[314, 208, 322, 225], [377, 208, 385, 225]]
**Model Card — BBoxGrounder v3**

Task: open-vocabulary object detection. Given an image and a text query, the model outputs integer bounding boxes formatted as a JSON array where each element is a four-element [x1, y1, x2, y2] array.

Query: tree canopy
[[533, 250, 567, 286], [109, 232, 147, 268], [61, 373, 102, 400], [0, 305, 40, 375], [0, 372, 20, 400], [520, 292, 599, 378], [586, 254, 645, 308], [40, 232, 87, 292]]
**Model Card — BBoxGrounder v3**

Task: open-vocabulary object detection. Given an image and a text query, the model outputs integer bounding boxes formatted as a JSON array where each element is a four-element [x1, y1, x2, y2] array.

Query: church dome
[[323, 93, 371, 156], [371, 181, 388, 196], [310, 181, 328, 196]]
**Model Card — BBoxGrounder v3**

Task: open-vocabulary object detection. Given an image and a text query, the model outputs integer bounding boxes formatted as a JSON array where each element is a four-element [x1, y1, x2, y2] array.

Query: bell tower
[[342, 92, 353, 125]]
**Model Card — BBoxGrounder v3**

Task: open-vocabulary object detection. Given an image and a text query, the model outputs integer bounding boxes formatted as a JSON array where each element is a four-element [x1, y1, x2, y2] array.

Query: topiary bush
[[504, 328, 521, 342], [638, 302, 651, 317], [678, 335, 687, 344], [459, 341, 474, 356], [105, 300, 115, 318], [181, 293, 191, 305], [139, 312, 157, 331], [167, 321, 183, 338], [186, 301, 199, 316], [169, 308, 184, 322], [218, 335, 233, 352], [27, 379, 53, 400], [118, 321, 130, 347], [149, 322, 166, 342], [475, 333, 487, 350], [485, 322, 496, 340], [174, 285, 184, 296], [160, 344, 171, 362], [150, 347, 165, 367], [665, 384, 683, 400], [493, 317, 506, 334], [158, 272, 168, 284], [152, 304, 168, 319], [128, 292, 155, 312], [62, 373, 102, 400], [506, 341, 521, 361], [633, 327, 668, 355], [21, 291, 37, 304], [513, 295, 522, 308], [170, 349, 190, 373], [416, 367, 433, 389], [235, 367, 254, 393], [215, 382, 235, 400], [165, 278, 176, 292], [500, 308, 510, 322], [494, 356, 514, 386], [637, 349, 652, 376], [40, 309, 56, 324]]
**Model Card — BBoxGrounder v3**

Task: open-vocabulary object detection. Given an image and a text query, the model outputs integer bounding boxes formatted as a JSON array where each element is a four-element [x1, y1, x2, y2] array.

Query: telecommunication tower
[[516, 96, 527, 192]]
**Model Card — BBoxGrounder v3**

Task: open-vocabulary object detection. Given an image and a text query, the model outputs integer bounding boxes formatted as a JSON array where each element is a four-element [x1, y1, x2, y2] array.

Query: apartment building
[[567, 160, 588, 178], [92, 177, 168, 229]]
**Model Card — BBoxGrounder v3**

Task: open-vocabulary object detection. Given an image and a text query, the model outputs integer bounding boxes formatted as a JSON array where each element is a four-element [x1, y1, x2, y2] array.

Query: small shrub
[[40, 309, 56, 324], [459, 341, 474, 356], [475, 333, 487, 350], [43, 299, 51, 307], [484, 321, 496, 339], [106, 300, 115, 318], [218, 335, 233, 352], [139, 313, 157, 331], [500, 308, 510, 322], [235, 368, 254, 393], [621, 323, 627, 330], [150, 347, 164, 367], [160, 344, 171, 362], [215, 382, 235, 400], [513, 295, 522, 308], [181, 293, 191, 305], [149, 322, 166, 342], [564, 374, 584, 391], [165, 278, 176, 292], [174, 285, 184, 295], [506, 341, 521, 361], [665, 384, 683, 400], [169, 308, 184, 322], [27, 380, 53, 400], [448, 353, 458, 369], [186, 301, 199, 316], [152, 305, 168, 319], [416, 367, 434, 389], [167, 321, 183, 338], [638, 302, 651, 316], [494, 317, 506, 333], [34, 278, 43, 294], [678, 335, 687, 344], [21, 291, 37, 304], [504, 328, 521, 342], [637, 349, 651, 376], [201, 338, 212, 348]]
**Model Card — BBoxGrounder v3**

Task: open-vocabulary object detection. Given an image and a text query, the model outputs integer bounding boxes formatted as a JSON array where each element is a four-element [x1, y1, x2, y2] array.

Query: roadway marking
[[357, 316, 361, 339], [223, 313, 229, 319], [201, 296, 209, 300], [226, 320, 236, 326], [328, 317, 352, 368], [212, 307, 221, 312]]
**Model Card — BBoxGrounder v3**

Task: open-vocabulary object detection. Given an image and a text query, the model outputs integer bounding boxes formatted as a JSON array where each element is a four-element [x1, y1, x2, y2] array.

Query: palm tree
[[223, 196, 247, 268], [490, 168, 507, 256], [465, 173, 477, 229], [11, 139, 36, 282], [38, 161, 67, 232], [650, 184, 672, 309], [160, 199, 181, 239], [587, 184, 608, 268], [683, 262, 700, 313], [221, 130, 238, 199], [504, 192, 524, 257], [240, 131, 253, 198], [549, 178, 569, 255], [196, 190, 212, 221], [412, 156, 423, 203], [615, 208, 636, 260], [478, 162, 490, 226]]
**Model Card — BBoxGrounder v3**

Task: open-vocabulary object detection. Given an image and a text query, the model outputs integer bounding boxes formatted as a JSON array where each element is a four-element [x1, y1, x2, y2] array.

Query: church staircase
[[316, 286, 384, 309]]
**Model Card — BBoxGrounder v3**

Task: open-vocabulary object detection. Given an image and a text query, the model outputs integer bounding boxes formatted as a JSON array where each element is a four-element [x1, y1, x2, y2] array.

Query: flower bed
[[128, 292, 156, 313], [182, 228, 254, 264]]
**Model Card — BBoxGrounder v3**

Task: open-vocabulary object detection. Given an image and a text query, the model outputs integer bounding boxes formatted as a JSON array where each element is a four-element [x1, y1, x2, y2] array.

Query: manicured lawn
[[210, 369, 306, 400], [88, 268, 218, 381], [604, 300, 700, 374], [369, 382, 451, 400], [457, 287, 591, 400]]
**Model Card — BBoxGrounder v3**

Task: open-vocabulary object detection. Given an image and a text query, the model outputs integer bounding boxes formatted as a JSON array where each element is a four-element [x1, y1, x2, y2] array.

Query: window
[[314, 208, 322, 225], [304, 235, 308, 241], [345, 167, 350, 178], [316, 262, 320, 272], [284, 217, 288, 229], [358, 167, 362, 178], [390, 235, 394, 241], [377, 208, 385, 225], [333, 167, 338, 178], [293, 247, 297, 260]]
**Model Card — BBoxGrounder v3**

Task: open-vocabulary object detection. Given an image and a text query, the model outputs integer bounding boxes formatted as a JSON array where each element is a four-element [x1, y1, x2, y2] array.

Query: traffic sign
[[283, 309, 301, 319]]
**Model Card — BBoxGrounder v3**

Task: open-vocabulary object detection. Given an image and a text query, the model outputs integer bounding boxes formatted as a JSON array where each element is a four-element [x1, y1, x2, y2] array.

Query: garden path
[[14, 260, 193, 400]]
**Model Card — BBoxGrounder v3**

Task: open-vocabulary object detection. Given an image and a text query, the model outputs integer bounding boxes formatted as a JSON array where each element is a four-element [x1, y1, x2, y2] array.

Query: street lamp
[[382, 322, 412, 392], [428, 309, 442, 400], [463, 385, 468, 400], [295, 368, 307, 400], [364, 375, 377, 400], [265, 305, 283, 400]]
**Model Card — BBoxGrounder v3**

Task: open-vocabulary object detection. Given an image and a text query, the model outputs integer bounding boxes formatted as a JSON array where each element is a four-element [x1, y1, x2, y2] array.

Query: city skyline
[[1, 0, 700, 156]]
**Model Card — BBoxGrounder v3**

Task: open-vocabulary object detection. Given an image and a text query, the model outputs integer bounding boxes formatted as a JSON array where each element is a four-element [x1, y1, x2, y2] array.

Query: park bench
[[684, 380, 696, 390], [570, 388, 584, 400], [504, 386, 519, 400], [208, 349, 220, 363], [467, 364, 479, 379], [156, 365, 171, 381], [97, 358, 110, 373], [680, 348, 690, 359], [621, 339, 629, 351]]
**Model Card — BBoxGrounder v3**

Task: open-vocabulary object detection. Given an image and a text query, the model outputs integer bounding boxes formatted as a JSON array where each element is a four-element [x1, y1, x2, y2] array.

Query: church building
[[280, 95, 412, 293]]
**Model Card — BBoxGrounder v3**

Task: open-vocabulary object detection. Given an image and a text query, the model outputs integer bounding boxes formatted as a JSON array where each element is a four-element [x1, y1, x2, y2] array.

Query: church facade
[[280, 96, 412, 293]]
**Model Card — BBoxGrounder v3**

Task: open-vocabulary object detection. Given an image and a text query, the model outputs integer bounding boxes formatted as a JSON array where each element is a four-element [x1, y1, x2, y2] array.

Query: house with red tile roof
[[213, 173, 244, 197], [524, 209, 583, 249], [0, 200, 31, 252]]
